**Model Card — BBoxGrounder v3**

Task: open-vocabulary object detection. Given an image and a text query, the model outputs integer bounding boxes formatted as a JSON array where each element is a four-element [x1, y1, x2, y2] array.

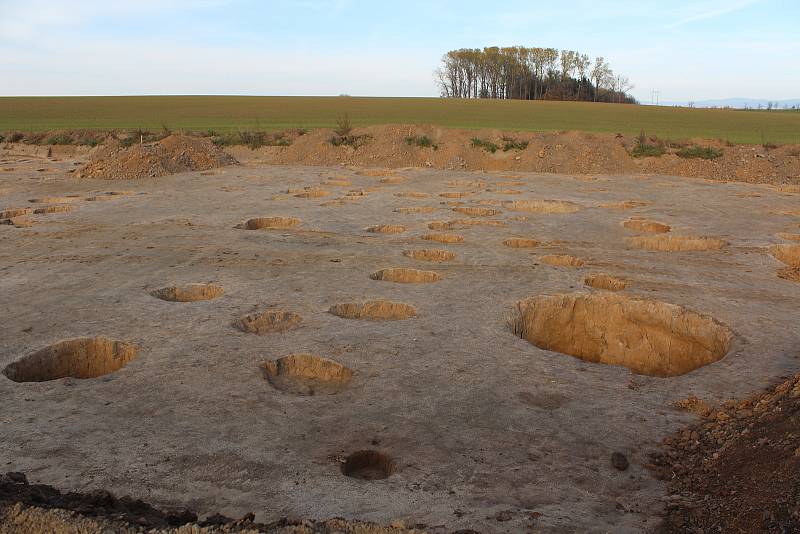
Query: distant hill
[[659, 98, 800, 109]]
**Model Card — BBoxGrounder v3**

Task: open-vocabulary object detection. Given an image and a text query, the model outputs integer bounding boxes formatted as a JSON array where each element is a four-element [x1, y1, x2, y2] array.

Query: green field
[[1, 96, 798, 144]]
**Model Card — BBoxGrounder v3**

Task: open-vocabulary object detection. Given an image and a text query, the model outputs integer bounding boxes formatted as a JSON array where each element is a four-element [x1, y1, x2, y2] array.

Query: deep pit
[[508, 293, 732, 377], [260, 354, 352, 395], [3, 337, 138, 383], [234, 311, 302, 334], [341, 450, 396, 480], [150, 283, 224, 302], [329, 301, 417, 320]]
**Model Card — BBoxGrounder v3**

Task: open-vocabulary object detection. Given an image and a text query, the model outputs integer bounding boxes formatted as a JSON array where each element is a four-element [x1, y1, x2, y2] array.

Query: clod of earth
[[239, 217, 301, 230], [341, 450, 396, 480], [611, 452, 629, 471], [33, 205, 74, 214], [233, 311, 302, 334], [329, 301, 417, 320], [508, 293, 732, 377], [541, 255, 584, 267], [421, 233, 464, 243], [626, 235, 727, 252], [403, 249, 456, 261], [369, 268, 440, 283], [502, 199, 581, 213], [3, 337, 138, 383], [622, 217, 671, 234], [150, 283, 224, 302], [770, 244, 800, 267], [585, 274, 628, 291], [452, 207, 500, 217], [260, 354, 352, 395], [503, 238, 539, 248], [366, 225, 407, 234]]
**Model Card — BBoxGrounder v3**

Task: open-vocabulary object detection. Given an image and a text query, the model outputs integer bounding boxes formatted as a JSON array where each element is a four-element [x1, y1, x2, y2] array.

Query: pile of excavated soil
[[77, 135, 237, 179], [0, 472, 423, 533], [648, 374, 800, 533], [224, 125, 800, 185]]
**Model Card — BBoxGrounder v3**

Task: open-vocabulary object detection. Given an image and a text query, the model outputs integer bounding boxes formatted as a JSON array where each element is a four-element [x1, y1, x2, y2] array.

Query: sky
[[1, 0, 798, 102]]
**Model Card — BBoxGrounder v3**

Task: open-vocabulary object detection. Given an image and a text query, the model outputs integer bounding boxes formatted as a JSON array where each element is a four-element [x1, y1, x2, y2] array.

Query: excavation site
[[2, 135, 800, 534]]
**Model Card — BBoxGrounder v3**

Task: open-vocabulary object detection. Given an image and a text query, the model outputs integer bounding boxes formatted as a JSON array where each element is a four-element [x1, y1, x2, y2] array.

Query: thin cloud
[[666, 0, 762, 28]]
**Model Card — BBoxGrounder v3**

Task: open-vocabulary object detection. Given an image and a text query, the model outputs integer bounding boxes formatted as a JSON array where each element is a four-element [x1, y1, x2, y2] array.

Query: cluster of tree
[[435, 47, 636, 104]]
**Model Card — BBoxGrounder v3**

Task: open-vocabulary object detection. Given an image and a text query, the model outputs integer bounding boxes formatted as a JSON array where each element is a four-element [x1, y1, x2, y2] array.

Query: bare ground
[[1, 144, 800, 533]]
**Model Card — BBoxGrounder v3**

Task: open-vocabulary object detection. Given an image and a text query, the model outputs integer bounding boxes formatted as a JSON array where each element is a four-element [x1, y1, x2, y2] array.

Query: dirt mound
[[626, 235, 727, 251], [329, 301, 417, 320], [649, 374, 800, 533], [77, 135, 237, 179], [622, 218, 671, 234], [541, 255, 584, 267], [503, 238, 540, 248], [238, 217, 301, 230], [260, 354, 352, 395], [403, 249, 456, 262], [502, 199, 581, 214], [150, 283, 223, 302], [369, 268, 440, 283], [233, 311, 302, 334], [421, 233, 464, 244], [452, 207, 500, 217], [341, 450, 395, 480], [509, 293, 732, 377], [3, 337, 138, 383], [366, 225, 407, 234], [584, 274, 628, 291]]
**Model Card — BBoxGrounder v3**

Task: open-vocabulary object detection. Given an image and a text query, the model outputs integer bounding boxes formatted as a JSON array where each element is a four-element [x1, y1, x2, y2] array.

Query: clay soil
[[2, 139, 800, 533]]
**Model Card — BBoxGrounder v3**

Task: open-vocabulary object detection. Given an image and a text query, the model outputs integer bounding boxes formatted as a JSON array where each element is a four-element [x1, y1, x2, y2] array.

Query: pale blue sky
[[1, 0, 797, 101]]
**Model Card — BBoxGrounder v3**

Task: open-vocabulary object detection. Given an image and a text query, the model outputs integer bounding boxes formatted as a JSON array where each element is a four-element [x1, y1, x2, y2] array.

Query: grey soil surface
[[1, 149, 800, 532]]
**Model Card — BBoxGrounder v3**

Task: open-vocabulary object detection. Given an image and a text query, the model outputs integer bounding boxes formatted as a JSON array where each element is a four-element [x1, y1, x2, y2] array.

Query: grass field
[[1, 96, 799, 144]]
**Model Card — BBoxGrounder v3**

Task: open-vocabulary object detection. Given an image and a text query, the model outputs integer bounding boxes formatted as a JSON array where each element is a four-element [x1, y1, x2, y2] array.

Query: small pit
[[234, 311, 302, 334], [150, 283, 224, 302], [370, 268, 440, 283], [541, 255, 584, 267], [585, 274, 628, 291], [394, 207, 437, 214], [502, 199, 581, 214], [508, 293, 732, 377], [422, 233, 464, 244], [395, 192, 429, 199], [3, 337, 138, 383], [28, 197, 77, 204], [600, 200, 650, 210], [439, 192, 472, 198], [451, 218, 505, 227], [294, 190, 330, 198], [240, 217, 301, 230], [777, 233, 800, 242], [261, 354, 352, 395], [503, 238, 540, 248], [379, 176, 405, 184], [770, 244, 800, 267], [626, 235, 727, 252], [366, 225, 407, 234], [33, 205, 74, 215], [622, 218, 671, 234], [427, 221, 454, 231], [0, 208, 31, 219], [341, 450, 395, 480], [452, 207, 500, 217], [403, 249, 456, 261], [329, 300, 417, 320]]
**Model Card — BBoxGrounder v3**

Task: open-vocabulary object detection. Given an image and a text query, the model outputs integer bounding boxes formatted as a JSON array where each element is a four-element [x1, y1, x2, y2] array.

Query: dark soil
[[648, 374, 800, 533]]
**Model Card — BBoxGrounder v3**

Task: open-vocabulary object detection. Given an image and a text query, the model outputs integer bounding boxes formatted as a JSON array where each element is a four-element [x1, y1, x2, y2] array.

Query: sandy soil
[[1, 148, 800, 533]]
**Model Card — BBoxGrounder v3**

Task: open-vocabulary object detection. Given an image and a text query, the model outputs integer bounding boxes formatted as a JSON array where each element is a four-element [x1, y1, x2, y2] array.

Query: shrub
[[502, 136, 529, 151], [8, 132, 24, 143], [405, 135, 438, 149], [676, 146, 723, 160], [46, 134, 73, 145], [630, 131, 666, 158], [330, 134, 370, 148], [471, 137, 499, 153], [763, 142, 779, 150], [334, 113, 352, 136], [0, 134, 4, 143]]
